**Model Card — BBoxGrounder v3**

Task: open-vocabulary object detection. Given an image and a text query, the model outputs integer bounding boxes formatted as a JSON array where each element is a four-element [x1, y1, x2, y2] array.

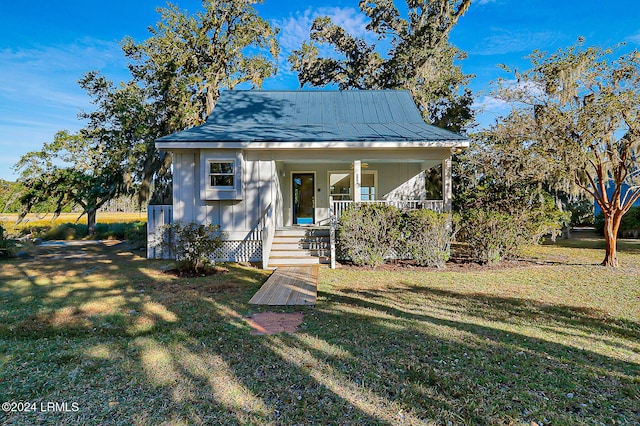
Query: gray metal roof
[[156, 90, 469, 144]]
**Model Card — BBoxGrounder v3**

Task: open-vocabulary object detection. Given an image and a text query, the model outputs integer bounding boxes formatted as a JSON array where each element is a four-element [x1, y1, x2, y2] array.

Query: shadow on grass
[[0, 242, 386, 424], [312, 286, 639, 423], [1, 241, 639, 424], [329, 285, 640, 370]]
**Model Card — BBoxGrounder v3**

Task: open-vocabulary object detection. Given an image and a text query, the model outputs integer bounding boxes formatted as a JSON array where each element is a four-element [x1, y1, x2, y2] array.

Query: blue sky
[[1, 0, 638, 181]]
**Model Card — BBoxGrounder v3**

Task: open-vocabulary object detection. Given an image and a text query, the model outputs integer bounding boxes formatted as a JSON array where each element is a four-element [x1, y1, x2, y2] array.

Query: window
[[329, 171, 377, 201], [200, 151, 243, 200], [424, 164, 443, 199], [361, 173, 376, 201], [329, 172, 352, 201], [209, 161, 234, 188]]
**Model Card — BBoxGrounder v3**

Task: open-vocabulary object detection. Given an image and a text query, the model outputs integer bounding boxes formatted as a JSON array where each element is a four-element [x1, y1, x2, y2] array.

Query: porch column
[[442, 158, 452, 212], [353, 160, 362, 202]]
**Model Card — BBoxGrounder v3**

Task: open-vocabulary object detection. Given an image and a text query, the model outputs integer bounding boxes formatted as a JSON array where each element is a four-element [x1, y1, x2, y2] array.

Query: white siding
[[279, 161, 432, 226], [172, 150, 278, 237], [169, 149, 279, 262], [168, 147, 453, 260]]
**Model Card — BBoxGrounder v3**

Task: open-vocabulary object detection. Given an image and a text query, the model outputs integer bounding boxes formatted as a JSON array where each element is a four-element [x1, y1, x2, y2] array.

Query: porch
[[262, 198, 443, 269], [273, 154, 453, 228]]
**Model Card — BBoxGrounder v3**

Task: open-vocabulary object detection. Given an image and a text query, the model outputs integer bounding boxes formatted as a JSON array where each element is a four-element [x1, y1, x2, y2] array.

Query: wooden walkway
[[249, 266, 318, 306]]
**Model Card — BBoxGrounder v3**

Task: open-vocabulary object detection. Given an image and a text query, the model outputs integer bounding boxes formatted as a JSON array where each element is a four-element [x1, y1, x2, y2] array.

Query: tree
[[484, 44, 640, 267], [0, 180, 24, 213], [14, 131, 122, 235], [14, 0, 280, 223], [78, 73, 170, 206], [97, 0, 280, 203], [289, 0, 473, 131], [122, 0, 280, 133], [453, 126, 567, 264]]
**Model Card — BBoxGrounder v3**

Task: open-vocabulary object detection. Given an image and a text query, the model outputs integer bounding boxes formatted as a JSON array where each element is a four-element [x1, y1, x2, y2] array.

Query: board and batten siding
[[167, 149, 279, 262], [279, 159, 442, 226]]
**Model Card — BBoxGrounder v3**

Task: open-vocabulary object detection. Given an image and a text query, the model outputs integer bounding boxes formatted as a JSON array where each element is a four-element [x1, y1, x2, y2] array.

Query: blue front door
[[293, 173, 314, 225]]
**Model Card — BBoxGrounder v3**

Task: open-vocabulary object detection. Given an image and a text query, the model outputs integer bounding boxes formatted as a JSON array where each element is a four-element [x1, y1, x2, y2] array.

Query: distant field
[[0, 212, 146, 228]]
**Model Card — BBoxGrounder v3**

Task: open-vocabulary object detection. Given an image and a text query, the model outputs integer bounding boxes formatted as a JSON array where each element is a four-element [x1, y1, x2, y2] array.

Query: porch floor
[[249, 266, 318, 306]]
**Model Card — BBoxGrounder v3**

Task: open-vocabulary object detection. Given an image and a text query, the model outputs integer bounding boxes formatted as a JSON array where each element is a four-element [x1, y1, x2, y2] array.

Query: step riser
[[269, 228, 331, 267], [270, 250, 330, 257], [268, 258, 329, 267], [272, 242, 330, 250], [274, 230, 330, 238], [273, 234, 330, 238]]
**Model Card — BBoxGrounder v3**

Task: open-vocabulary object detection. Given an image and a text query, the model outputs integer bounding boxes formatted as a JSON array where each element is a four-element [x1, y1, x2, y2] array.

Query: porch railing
[[147, 205, 173, 259], [331, 199, 444, 222], [328, 198, 445, 268], [261, 202, 276, 269]]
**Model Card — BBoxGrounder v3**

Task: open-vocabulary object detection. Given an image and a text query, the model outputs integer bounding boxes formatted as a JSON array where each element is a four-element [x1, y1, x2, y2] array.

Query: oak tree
[[289, 0, 473, 131], [123, 0, 280, 132], [14, 131, 120, 235], [15, 0, 280, 224]]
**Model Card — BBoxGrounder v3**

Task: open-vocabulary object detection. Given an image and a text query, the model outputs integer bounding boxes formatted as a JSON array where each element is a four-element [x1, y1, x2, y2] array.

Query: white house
[[148, 90, 469, 268]]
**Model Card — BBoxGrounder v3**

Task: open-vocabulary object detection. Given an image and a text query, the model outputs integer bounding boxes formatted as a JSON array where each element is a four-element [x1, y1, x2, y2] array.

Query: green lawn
[[0, 235, 638, 425]]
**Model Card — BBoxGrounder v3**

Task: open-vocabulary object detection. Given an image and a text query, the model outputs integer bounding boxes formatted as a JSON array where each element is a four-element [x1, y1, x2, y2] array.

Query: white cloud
[[473, 95, 509, 112], [628, 31, 640, 44], [0, 38, 129, 180], [472, 95, 511, 129], [273, 6, 372, 79], [472, 28, 561, 56]]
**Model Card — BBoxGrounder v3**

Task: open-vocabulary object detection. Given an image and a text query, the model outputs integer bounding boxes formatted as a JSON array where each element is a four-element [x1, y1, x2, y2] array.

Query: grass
[[0, 212, 147, 240], [1, 212, 146, 227], [0, 233, 639, 425]]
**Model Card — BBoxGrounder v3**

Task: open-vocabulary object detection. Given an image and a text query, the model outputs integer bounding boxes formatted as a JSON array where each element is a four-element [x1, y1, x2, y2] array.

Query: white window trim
[[327, 170, 377, 203], [328, 170, 353, 201], [360, 170, 378, 201], [200, 151, 243, 200]]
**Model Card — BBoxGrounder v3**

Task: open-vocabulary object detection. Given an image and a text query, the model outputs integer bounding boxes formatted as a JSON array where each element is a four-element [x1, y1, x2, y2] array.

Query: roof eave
[[155, 139, 470, 150]]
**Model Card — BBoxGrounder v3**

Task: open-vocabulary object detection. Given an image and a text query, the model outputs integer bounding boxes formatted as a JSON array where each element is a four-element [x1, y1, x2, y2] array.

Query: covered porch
[[259, 150, 454, 269], [269, 149, 453, 228]]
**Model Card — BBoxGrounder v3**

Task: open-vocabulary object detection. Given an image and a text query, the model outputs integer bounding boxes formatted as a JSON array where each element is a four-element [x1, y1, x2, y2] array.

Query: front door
[[292, 173, 315, 225]]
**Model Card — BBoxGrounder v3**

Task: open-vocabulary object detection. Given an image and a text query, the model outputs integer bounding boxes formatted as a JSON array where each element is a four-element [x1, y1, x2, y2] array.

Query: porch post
[[442, 158, 452, 212], [353, 160, 362, 202]]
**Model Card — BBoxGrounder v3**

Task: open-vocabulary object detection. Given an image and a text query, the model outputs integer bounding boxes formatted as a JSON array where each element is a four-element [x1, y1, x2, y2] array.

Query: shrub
[[568, 198, 595, 226], [0, 223, 17, 258], [595, 206, 640, 238], [42, 223, 88, 240], [337, 203, 402, 267], [458, 210, 518, 264], [403, 210, 458, 268], [458, 206, 564, 264], [28, 221, 147, 242], [160, 222, 226, 273], [125, 222, 147, 250]]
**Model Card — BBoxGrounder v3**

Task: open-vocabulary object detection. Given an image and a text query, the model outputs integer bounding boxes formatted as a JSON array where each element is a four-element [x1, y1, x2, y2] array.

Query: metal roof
[[156, 90, 469, 145]]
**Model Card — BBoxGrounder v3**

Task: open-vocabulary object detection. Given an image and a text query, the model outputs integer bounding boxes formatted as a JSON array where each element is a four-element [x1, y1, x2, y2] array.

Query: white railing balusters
[[330, 199, 444, 222]]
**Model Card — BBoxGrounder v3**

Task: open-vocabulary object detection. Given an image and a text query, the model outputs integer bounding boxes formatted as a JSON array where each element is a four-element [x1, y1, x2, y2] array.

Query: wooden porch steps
[[267, 227, 330, 268]]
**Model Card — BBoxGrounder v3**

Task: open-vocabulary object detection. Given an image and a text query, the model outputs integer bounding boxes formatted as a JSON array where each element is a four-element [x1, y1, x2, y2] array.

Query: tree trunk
[[601, 212, 621, 267], [87, 209, 97, 237]]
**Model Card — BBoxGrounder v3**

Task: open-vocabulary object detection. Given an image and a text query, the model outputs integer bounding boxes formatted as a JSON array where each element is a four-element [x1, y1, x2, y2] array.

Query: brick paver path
[[244, 312, 304, 335]]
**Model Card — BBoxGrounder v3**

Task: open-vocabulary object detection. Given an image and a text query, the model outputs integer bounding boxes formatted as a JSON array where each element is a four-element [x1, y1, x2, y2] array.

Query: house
[[593, 182, 640, 217], [147, 90, 469, 268]]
